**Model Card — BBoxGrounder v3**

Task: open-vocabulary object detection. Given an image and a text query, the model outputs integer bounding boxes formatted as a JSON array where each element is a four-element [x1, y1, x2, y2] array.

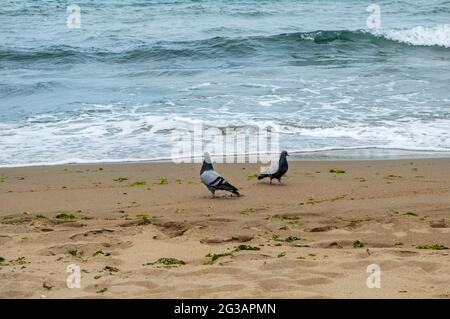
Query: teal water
[[1, 0, 449, 166]]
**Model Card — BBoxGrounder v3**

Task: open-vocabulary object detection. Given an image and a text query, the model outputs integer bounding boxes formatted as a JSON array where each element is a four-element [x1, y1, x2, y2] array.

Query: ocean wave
[[1, 146, 450, 168], [0, 45, 93, 64], [374, 24, 450, 48], [2, 26, 448, 64], [1, 103, 450, 167]]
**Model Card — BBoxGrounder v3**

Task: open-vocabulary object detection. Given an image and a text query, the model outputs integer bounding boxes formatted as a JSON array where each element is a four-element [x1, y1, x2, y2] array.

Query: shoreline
[[1, 158, 449, 298], [1, 148, 450, 169]]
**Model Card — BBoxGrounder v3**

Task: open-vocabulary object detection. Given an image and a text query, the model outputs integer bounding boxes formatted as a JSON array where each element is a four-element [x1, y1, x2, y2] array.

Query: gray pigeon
[[200, 152, 240, 198], [257, 150, 289, 184]]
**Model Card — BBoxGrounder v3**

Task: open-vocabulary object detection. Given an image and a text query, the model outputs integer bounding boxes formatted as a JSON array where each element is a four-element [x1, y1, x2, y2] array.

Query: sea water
[[0, 0, 449, 166]]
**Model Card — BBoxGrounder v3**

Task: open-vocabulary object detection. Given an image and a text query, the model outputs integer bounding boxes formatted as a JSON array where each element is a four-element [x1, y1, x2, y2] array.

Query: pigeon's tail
[[257, 174, 269, 180], [219, 181, 240, 197]]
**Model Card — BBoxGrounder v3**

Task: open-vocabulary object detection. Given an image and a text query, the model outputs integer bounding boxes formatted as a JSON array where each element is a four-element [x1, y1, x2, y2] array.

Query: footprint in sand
[[200, 235, 254, 244], [70, 229, 115, 240], [393, 231, 408, 238], [409, 228, 430, 234], [152, 221, 189, 238], [295, 277, 333, 286], [40, 241, 132, 257], [308, 226, 338, 232], [388, 250, 419, 257], [0, 234, 12, 244], [430, 220, 448, 228]]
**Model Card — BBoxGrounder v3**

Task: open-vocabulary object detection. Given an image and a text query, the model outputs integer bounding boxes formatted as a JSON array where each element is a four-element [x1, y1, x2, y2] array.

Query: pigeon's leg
[[278, 178, 282, 184], [211, 191, 216, 199], [269, 178, 273, 185]]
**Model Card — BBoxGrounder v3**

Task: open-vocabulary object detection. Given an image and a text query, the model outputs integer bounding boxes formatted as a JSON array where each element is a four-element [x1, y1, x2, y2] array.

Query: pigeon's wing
[[260, 161, 279, 175], [201, 170, 240, 195], [201, 170, 222, 186]]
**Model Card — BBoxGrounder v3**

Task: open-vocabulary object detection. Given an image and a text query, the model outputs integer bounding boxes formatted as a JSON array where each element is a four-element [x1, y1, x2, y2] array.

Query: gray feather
[[201, 170, 221, 186], [260, 162, 279, 175]]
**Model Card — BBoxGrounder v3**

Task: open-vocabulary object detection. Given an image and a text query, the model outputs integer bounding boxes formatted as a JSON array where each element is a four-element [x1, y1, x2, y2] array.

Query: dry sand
[[0, 159, 449, 298]]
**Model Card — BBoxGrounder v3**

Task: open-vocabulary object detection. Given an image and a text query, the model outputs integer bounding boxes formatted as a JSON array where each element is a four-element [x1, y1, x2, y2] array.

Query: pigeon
[[200, 152, 240, 198], [257, 150, 289, 184]]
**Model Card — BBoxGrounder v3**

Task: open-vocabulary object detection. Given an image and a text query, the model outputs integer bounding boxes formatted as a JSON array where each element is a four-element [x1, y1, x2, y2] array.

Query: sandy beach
[[0, 158, 449, 298]]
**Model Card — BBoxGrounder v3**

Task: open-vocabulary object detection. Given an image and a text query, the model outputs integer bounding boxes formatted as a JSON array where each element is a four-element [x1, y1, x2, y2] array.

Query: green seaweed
[[113, 177, 128, 182], [129, 181, 147, 187], [55, 213, 77, 220], [103, 266, 120, 273], [329, 168, 346, 174], [330, 194, 347, 202], [92, 250, 111, 257], [240, 208, 256, 215], [157, 177, 168, 185], [234, 245, 260, 251], [272, 234, 283, 242], [68, 250, 83, 258], [204, 252, 233, 265], [404, 212, 418, 217], [306, 198, 320, 205], [11, 257, 27, 265], [146, 258, 186, 266], [353, 240, 364, 248], [416, 244, 448, 250], [136, 214, 151, 225], [43, 282, 53, 290], [384, 175, 402, 180], [285, 236, 300, 242], [269, 214, 299, 220]]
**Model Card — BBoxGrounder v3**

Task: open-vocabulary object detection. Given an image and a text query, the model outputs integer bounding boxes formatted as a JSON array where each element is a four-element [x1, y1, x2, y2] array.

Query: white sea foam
[[373, 24, 450, 48], [1, 107, 450, 167], [258, 95, 292, 107], [182, 82, 213, 91]]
